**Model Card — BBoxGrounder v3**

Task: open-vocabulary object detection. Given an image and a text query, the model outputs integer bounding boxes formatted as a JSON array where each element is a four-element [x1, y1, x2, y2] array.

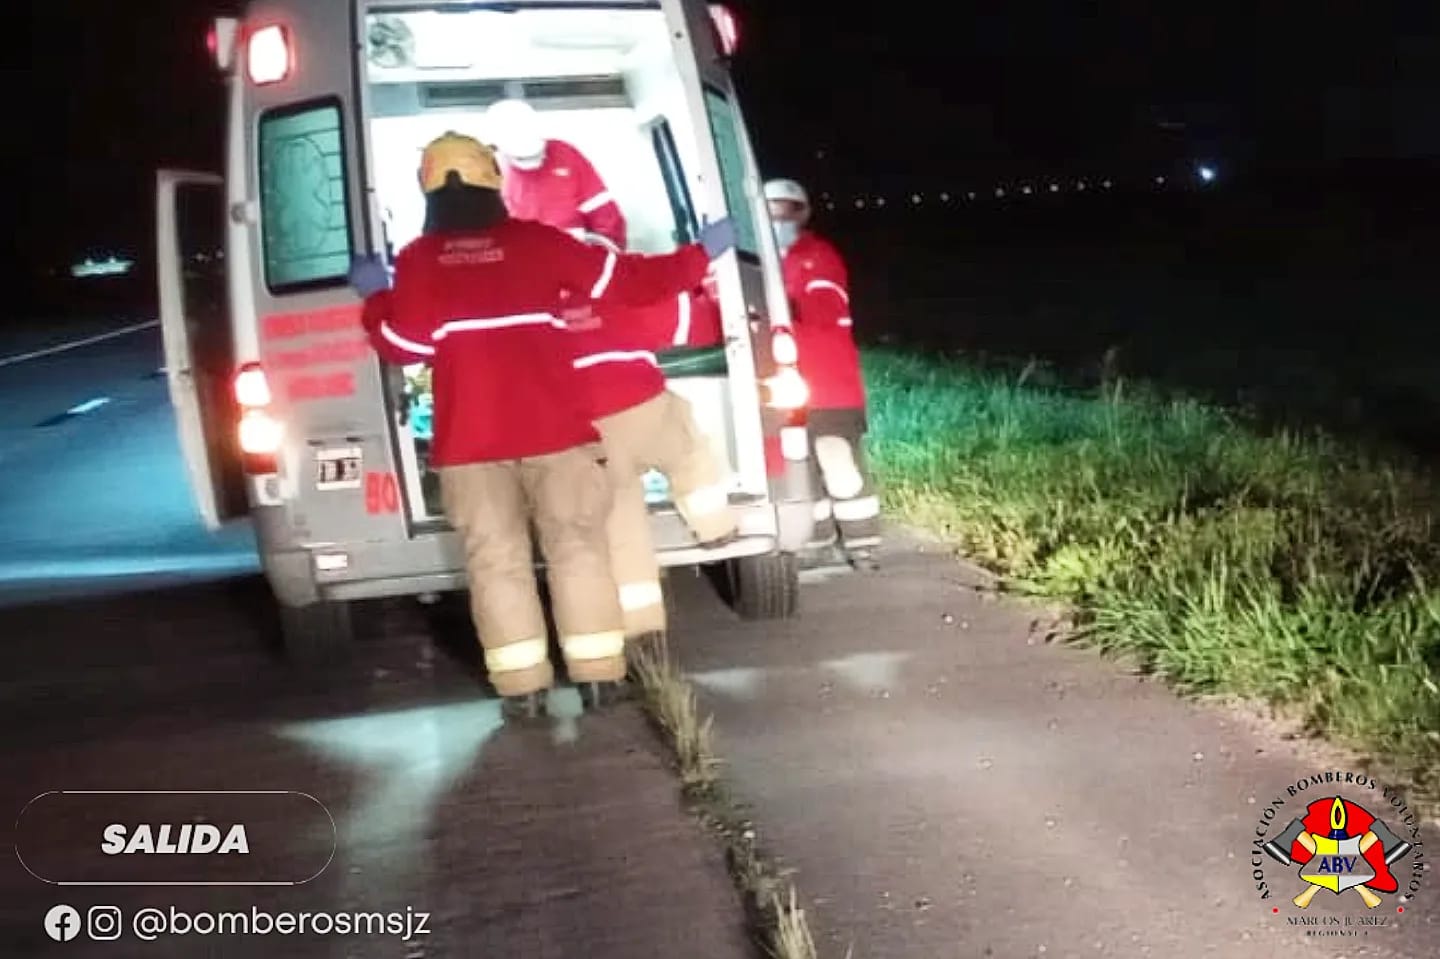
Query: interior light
[[248, 24, 292, 85]]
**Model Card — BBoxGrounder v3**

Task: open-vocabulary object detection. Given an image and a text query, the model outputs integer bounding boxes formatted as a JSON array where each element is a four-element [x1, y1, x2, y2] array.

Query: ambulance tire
[[730, 552, 799, 621], [278, 599, 355, 665]]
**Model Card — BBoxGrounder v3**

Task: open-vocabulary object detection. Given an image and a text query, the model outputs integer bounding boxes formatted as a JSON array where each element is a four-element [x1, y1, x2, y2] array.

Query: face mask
[[773, 220, 800, 251]]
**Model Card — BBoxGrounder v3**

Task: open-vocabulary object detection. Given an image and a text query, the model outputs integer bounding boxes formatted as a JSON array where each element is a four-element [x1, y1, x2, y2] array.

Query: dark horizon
[[20, 0, 1440, 275]]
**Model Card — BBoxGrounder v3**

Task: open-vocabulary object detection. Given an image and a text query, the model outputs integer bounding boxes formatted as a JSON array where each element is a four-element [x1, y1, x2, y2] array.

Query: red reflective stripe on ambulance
[[284, 371, 356, 401], [261, 304, 363, 341]]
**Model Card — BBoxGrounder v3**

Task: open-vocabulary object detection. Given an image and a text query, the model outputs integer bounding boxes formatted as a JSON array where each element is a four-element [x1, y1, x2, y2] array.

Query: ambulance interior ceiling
[[364, 5, 702, 254]]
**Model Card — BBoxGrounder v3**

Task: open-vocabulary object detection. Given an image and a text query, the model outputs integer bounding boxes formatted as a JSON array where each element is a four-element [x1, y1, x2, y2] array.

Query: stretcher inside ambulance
[[156, 0, 820, 660]]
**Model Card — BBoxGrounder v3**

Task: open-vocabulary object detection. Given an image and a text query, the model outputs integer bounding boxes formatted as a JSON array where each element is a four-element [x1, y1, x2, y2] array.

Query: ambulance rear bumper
[[259, 499, 807, 606]]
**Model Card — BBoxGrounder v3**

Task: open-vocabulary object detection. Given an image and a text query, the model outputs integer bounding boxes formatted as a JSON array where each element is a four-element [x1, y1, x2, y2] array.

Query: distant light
[[939, 192, 951, 202], [1077, 181, 1088, 191], [966, 191, 976, 200], [1049, 183, 1059, 193], [825, 202, 836, 211], [854, 198, 865, 209], [71, 255, 134, 279], [876, 196, 887, 207], [911, 193, 921, 204], [1198, 165, 1217, 183], [995, 187, 1006, 198], [1155, 175, 1166, 185], [1022, 185, 1033, 195], [1102, 179, 1113, 188]]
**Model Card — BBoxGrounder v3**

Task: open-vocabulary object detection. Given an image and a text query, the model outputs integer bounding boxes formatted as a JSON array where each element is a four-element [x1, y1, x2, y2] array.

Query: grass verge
[[863, 348, 1440, 811], [628, 634, 830, 959]]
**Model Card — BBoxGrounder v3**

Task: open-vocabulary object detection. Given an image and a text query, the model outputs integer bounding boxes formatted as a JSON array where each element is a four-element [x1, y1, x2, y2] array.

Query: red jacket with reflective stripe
[[500, 140, 626, 251], [781, 231, 865, 411], [561, 288, 724, 420], [361, 219, 709, 465]]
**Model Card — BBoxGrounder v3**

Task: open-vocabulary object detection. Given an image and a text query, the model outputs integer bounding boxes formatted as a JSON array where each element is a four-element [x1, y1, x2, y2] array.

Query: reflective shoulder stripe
[[380, 322, 436, 357], [804, 278, 849, 302], [590, 252, 618, 299], [672, 292, 691, 346], [434, 313, 563, 339], [573, 349, 659, 370], [577, 190, 614, 214]]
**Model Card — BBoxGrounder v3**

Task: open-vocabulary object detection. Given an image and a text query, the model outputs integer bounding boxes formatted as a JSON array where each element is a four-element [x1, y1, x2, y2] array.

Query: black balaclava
[[422, 173, 509, 234]]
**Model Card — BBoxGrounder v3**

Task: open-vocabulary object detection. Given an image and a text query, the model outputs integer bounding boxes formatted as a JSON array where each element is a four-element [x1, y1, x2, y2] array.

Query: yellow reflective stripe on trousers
[[484, 637, 549, 674], [682, 483, 729, 518], [619, 581, 664, 612], [561, 630, 626, 661]]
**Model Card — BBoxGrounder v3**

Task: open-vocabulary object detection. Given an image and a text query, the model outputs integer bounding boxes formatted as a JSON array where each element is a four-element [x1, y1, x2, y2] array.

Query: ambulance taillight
[[763, 329, 810, 475], [765, 330, 809, 412], [247, 24, 293, 85], [235, 363, 282, 474], [708, 5, 739, 57]]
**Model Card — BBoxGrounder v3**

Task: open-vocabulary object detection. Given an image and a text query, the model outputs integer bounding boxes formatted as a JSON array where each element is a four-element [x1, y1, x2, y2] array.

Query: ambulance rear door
[[157, 169, 249, 530], [660, 0, 785, 498]]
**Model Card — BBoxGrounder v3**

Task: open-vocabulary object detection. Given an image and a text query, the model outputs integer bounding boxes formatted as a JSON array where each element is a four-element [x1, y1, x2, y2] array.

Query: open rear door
[[156, 169, 249, 530], [661, 0, 783, 497]]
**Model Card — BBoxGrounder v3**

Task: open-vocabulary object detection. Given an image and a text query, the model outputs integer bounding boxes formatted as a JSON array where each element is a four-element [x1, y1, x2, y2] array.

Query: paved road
[[0, 322, 750, 957], [1, 320, 1435, 958]]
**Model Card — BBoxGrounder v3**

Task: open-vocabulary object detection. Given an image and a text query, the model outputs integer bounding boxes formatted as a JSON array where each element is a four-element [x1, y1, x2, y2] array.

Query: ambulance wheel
[[730, 552, 799, 621], [278, 599, 354, 664]]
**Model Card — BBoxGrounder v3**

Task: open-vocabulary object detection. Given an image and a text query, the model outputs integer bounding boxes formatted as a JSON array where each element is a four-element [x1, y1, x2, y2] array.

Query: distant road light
[[995, 187, 1006, 197], [911, 193, 921, 204], [1155, 175, 1166, 185], [966, 191, 976, 200], [1198, 165, 1217, 183], [1049, 183, 1059, 193], [1102, 179, 1113, 188], [854, 198, 865, 208]]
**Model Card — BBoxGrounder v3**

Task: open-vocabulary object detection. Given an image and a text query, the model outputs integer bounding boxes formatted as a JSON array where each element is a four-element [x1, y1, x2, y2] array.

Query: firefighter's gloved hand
[[348, 255, 392, 297], [698, 217, 737, 258]]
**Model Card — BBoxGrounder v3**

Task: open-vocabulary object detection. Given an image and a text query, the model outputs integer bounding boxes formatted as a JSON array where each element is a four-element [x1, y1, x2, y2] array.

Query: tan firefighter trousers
[[438, 444, 626, 695], [595, 390, 737, 637]]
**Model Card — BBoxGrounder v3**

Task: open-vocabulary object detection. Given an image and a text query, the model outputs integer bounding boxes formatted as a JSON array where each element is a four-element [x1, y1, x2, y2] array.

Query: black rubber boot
[[499, 691, 546, 722], [578, 679, 634, 710], [846, 547, 881, 572]]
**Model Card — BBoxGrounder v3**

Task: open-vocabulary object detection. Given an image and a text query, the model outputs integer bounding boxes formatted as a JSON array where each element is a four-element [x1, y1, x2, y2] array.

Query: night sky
[[19, 0, 1440, 277]]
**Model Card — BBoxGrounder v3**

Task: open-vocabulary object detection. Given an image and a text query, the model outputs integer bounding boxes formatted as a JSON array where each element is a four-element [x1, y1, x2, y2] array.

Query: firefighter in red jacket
[[485, 98, 627, 251], [350, 133, 737, 714], [764, 178, 881, 569], [557, 262, 734, 639]]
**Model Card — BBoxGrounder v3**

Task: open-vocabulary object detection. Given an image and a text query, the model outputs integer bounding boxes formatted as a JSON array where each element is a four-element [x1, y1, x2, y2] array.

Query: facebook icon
[[43, 905, 81, 942]]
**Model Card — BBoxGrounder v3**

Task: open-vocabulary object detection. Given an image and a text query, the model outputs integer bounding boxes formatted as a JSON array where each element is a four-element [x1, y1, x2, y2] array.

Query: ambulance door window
[[651, 119, 699, 247], [257, 97, 355, 294], [701, 85, 760, 261]]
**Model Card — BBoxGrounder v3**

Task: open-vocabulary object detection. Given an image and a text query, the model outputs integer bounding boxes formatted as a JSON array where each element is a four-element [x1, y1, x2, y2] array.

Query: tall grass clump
[[864, 348, 1440, 802]]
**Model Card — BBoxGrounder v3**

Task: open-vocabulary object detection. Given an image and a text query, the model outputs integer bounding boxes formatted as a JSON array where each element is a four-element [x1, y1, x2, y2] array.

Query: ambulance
[[157, 0, 823, 660]]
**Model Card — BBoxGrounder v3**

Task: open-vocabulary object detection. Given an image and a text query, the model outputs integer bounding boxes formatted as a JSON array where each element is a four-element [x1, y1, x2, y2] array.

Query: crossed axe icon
[[1262, 815, 1413, 909]]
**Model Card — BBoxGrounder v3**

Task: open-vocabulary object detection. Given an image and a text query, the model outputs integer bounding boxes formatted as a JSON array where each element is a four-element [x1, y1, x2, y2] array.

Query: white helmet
[[763, 178, 809, 208], [485, 98, 546, 169]]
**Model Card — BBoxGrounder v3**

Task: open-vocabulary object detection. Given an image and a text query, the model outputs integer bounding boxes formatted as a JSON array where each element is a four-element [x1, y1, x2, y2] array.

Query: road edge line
[[0, 319, 160, 369], [627, 635, 839, 959]]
